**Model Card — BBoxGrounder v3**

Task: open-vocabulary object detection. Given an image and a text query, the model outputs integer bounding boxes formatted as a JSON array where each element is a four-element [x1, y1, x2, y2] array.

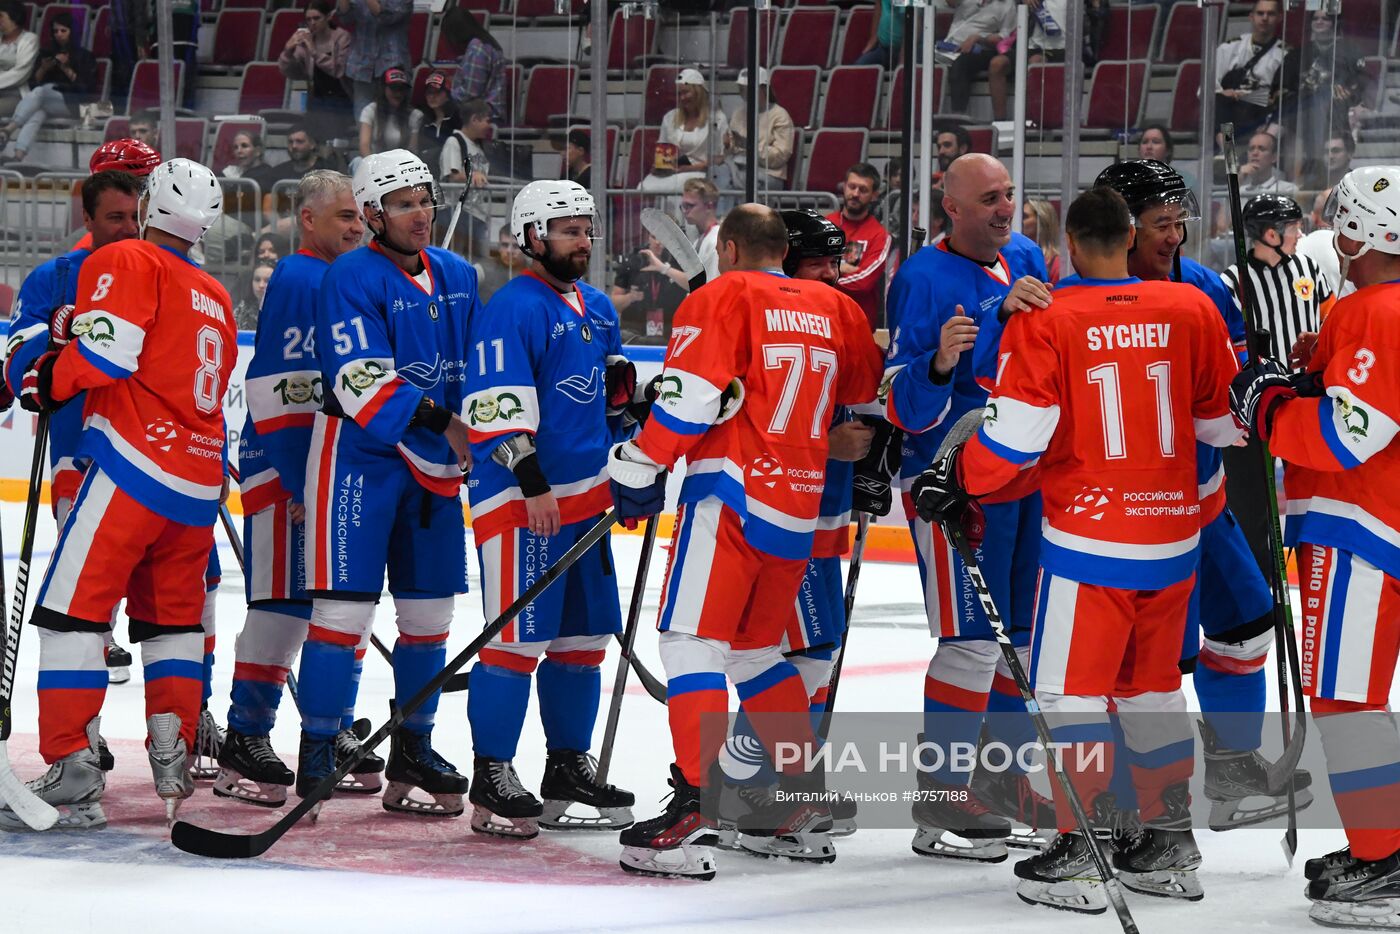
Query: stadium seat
[[409, 11, 431, 63], [803, 127, 866, 194], [221, 0, 266, 7], [1098, 6, 1157, 62], [516, 0, 585, 17], [770, 66, 820, 127], [1160, 4, 1209, 63], [966, 125, 994, 154], [38, 5, 89, 49], [838, 7, 875, 65], [1084, 60, 1147, 131], [237, 63, 288, 115], [556, 124, 617, 183], [784, 125, 805, 190], [642, 65, 681, 127], [0, 282, 14, 318], [777, 8, 838, 68], [265, 9, 303, 62], [126, 61, 184, 115], [104, 115, 205, 163], [725, 7, 780, 72], [885, 66, 944, 131], [819, 65, 880, 128], [208, 9, 263, 71], [1339, 0, 1384, 55], [623, 125, 660, 188], [90, 6, 111, 58], [1025, 63, 1064, 131], [518, 64, 577, 129], [210, 118, 267, 176], [1169, 60, 1202, 133], [93, 58, 110, 104], [607, 8, 658, 72]]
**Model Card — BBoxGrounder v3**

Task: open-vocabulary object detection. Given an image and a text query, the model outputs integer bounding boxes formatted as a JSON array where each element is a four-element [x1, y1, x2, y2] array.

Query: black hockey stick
[[1222, 122, 1309, 865], [171, 509, 620, 858], [0, 409, 59, 830], [932, 410, 1139, 934], [817, 512, 870, 737], [596, 515, 659, 784]]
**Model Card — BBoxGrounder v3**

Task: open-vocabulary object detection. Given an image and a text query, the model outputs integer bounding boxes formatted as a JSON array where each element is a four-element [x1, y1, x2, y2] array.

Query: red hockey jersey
[[1269, 281, 1400, 580], [51, 239, 236, 525], [635, 270, 884, 560], [960, 276, 1242, 590]]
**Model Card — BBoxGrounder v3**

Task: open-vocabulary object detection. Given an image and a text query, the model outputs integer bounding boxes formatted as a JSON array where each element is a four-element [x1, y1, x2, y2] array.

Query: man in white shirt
[[1215, 0, 1292, 139], [939, 0, 1015, 118], [1237, 131, 1298, 197]]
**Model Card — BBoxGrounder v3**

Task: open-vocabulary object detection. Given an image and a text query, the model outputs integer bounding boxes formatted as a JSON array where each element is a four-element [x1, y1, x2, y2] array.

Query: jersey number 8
[[194, 325, 224, 414]]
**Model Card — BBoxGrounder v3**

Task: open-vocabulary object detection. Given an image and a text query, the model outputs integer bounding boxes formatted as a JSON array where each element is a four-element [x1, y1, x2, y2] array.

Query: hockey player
[[1230, 165, 1400, 929], [607, 203, 884, 880], [294, 149, 477, 817], [67, 138, 162, 257], [882, 152, 1055, 860], [215, 170, 375, 808], [461, 179, 636, 839], [915, 187, 1244, 912], [1094, 159, 1310, 832], [0, 158, 234, 828]]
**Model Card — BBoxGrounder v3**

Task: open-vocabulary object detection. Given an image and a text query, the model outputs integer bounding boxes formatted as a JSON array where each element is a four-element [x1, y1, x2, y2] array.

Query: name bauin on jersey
[[1086, 322, 1171, 351], [765, 307, 832, 338], [190, 288, 227, 324]]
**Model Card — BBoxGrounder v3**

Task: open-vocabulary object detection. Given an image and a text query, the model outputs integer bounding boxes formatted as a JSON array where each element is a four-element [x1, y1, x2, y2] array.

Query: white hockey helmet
[[511, 179, 596, 255], [1332, 165, 1400, 260], [352, 148, 436, 220], [141, 158, 223, 244]]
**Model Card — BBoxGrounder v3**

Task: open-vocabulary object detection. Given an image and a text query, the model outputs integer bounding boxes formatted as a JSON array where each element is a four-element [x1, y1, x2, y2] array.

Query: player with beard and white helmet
[[460, 179, 637, 839]]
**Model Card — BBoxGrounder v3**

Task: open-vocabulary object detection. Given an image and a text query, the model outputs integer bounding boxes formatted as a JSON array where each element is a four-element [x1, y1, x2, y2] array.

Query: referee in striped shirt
[[1221, 193, 1334, 574]]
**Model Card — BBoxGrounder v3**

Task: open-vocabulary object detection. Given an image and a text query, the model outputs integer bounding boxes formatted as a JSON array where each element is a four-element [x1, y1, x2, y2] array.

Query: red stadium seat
[[1099, 6, 1157, 62], [409, 11, 430, 63], [785, 126, 804, 189], [127, 61, 184, 115], [623, 125, 660, 188], [770, 66, 819, 127], [1084, 60, 1147, 131], [518, 65, 576, 129], [838, 7, 875, 65], [1339, 0, 1383, 55], [819, 65, 880, 128], [38, 5, 89, 49], [92, 57, 110, 103], [237, 63, 288, 115], [1160, 4, 1208, 63], [556, 125, 617, 183], [966, 125, 994, 154], [777, 8, 838, 68], [726, 8, 780, 71], [642, 65, 681, 127], [1025, 63, 1064, 131], [0, 283, 14, 319], [210, 118, 266, 175], [265, 9, 304, 62], [516, 0, 585, 17], [209, 9, 263, 69], [222, 0, 266, 7], [1169, 60, 1202, 132], [106, 115, 205, 162], [90, 6, 111, 58], [886, 66, 944, 130], [607, 9, 658, 72], [803, 127, 866, 194]]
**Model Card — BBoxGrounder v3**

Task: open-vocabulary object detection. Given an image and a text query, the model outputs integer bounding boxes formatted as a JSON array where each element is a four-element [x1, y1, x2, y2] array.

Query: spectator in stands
[[278, 0, 354, 144], [221, 131, 267, 180], [476, 223, 519, 301], [1214, 0, 1291, 143], [826, 162, 890, 328], [418, 71, 460, 173], [447, 10, 507, 125], [987, 0, 1074, 117], [440, 97, 490, 257], [338, 0, 412, 121], [855, 0, 903, 68], [1238, 130, 1298, 197], [128, 110, 159, 150], [224, 131, 280, 230], [0, 11, 94, 162], [234, 261, 276, 331], [615, 229, 688, 343], [258, 123, 342, 224], [255, 233, 289, 266], [1136, 123, 1196, 191], [564, 128, 591, 189], [647, 177, 721, 287], [1299, 131, 1354, 191], [928, 187, 951, 245], [1021, 197, 1062, 282], [725, 67, 794, 192], [933, 125, 971, 186], [359, 67, 421, 160], [1284, 9, 1367, 165], [640, 69, 727, 194], [940, 0, 1015, 119], [0, 1, 38, 122]]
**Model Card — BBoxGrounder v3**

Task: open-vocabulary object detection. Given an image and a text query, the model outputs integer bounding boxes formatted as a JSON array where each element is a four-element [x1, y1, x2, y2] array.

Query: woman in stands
[[640, 67, 727, 194], [277, 0, 353, 143], [0, 10, 93, 163], [358, 67, 421, 161]]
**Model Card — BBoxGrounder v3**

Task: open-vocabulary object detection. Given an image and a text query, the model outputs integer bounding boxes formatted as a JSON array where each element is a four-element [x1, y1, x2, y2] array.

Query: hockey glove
[[49, 304, 77, 348], [621, 375, 663, 431], [911, 443, 985, 550], [851, 418, 904, 517], [1229, 358, 1295, 439], [607, 440, 666, 530], [605, 355, 638, 417], [21, 350, 69, 413]]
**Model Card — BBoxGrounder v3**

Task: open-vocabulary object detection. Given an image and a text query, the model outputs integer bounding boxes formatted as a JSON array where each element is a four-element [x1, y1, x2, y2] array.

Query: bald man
[[882, 153, 1057, 860]]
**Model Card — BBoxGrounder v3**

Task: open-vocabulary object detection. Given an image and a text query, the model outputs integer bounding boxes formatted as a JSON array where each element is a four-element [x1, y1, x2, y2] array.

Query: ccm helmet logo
[[1375, 178, 1391, 193]]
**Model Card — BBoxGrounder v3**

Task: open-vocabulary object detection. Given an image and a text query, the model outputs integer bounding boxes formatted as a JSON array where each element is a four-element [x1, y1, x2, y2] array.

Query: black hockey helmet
[[1093, 159, 1200, 222], [1243, 193, 1304, 241], [780, 209, 845, 276]]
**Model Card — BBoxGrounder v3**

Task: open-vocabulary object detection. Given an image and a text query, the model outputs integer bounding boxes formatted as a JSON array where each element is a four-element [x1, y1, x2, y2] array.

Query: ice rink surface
[[0, 502, 1345, 933]]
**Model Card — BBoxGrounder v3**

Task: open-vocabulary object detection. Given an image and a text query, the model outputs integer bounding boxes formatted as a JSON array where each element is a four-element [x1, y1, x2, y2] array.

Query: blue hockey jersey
[[240, 251, 327, 512], [4, 248, 90, 505], [883, 233, 1047, 494], [316, 241, 480, 497], [464, 271, 623, 543]]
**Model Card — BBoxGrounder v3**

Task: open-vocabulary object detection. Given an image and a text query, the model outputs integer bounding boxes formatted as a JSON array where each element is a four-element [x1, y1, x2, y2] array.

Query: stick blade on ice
[[171, 816, 275, 859], [934, 408, 986, 459], [0, 743, 59, 831]]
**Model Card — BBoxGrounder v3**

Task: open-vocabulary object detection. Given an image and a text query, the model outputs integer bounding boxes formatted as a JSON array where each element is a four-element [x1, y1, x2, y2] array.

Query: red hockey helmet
[[89, 138, 162, 176]]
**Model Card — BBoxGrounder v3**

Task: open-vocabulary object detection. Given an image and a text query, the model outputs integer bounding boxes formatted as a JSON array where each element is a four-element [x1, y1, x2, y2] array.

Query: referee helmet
[[1243, 194, 1303, 243], [1093, 159, 1201, 222], [780, 209, 846, 277]]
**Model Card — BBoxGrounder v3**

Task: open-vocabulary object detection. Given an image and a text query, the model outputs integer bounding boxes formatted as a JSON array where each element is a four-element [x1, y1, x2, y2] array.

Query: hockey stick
[[932, 410, 1138, 934], [640, 207, 708, 292], [366, 630, 471, 694], [440, 178, 472, 250], [171, 509, 620, 858], [1222, 122, 1309, 865], [0, 410, 59, 830], [818, 512, 870, 737], [596, 515, 659, 784]]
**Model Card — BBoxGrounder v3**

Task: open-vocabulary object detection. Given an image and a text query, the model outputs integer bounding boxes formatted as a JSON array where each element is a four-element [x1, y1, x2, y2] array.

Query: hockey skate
[[910, 766, 1011, 863], [0, 717, 106, 831], [382, 729, 468, 818], [829, 793, 858, 837], [192, 705, 225, 781], [146, 713, 194, 824], [1112, 784, 1203, 901], [106, 642, 132, 685], [1199, 718, 1313, 830], [733, 772, 836, 864], [333, 720, 385, 795], [539, 749, 635, 831], [1308, 846, 1364, 887], [295, 731, 337, 821], [213, 729, 293, 808], [971, 765, 1056, 849], [470, 756, 542, 838], [618, 763, 719, 881], [1307, 849, 1400, 928], [1014, 831, 1109, 914]]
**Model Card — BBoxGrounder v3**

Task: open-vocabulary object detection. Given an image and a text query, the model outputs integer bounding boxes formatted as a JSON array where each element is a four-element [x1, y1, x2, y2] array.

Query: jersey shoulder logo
[[72, 313, 116, 345], [341, 360, 388, 396]]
